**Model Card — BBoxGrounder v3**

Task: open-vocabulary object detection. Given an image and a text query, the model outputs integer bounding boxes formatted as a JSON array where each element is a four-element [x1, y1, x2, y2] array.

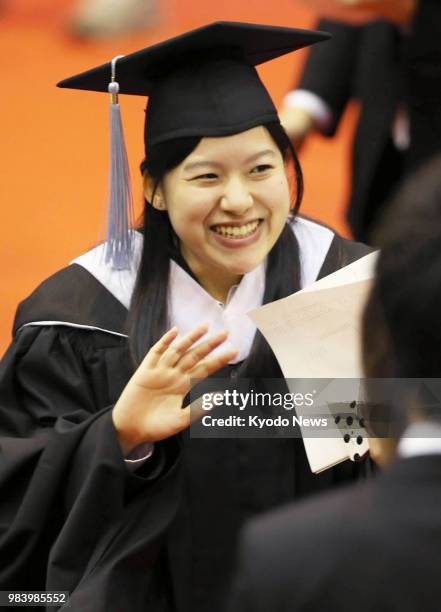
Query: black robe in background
[[0, 233, 371, 611], [296, 18, 404, 242]]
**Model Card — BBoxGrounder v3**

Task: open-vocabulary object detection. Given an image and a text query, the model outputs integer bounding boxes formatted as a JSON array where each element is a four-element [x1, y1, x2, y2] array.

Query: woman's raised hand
[[112, 324, 237, 455]]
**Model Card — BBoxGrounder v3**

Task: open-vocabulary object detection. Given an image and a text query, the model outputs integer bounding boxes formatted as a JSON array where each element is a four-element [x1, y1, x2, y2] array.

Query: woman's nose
[[219, 178, 253, 215]]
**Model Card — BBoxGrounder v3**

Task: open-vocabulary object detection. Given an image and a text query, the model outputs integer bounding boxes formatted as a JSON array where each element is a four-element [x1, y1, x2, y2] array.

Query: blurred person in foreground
[[229, 154, 441, 612], [281, 0, 441, 243]]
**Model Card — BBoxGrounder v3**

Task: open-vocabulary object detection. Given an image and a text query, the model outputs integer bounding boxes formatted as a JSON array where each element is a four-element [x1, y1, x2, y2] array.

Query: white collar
[[71, 217, 334, 363], [398, 422, 441, 459], [168, 259, 265, 363]]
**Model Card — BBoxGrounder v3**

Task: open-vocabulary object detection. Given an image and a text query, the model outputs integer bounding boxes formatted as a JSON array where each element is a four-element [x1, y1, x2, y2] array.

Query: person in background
[[280, 14, 409, 243], [229, 154, 441, 612], [329, 0, 441, 173], [71, 0, 158, 38]]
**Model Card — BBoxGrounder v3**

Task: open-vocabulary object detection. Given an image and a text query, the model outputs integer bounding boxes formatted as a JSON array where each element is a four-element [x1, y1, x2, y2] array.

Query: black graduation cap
[[57, 21, 330, 269]]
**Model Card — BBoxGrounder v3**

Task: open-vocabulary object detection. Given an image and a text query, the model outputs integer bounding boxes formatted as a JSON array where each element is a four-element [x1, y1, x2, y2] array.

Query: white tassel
[[104, 55, 134, 270]]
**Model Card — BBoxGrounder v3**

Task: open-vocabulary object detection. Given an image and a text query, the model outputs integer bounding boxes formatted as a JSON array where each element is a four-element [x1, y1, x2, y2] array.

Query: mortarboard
[[57, 21, 330, 269]]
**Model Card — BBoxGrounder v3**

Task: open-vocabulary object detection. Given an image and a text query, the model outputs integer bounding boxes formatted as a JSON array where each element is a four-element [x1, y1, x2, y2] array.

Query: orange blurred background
[[0, 0, 357, 356]]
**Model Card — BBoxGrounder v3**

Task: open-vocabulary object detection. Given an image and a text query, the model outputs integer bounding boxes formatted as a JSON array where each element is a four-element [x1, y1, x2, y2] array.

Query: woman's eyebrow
[[244, 149, 277, 164], [183, 149, 277, 172], [183, 160, 222, 172]]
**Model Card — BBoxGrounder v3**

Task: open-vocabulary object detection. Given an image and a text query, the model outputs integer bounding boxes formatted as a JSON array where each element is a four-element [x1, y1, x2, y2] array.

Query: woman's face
[[150, 126, 291, 295]]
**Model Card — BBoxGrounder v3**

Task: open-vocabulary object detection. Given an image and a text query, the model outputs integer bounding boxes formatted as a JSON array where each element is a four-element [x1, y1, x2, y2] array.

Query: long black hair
[[128, 122, 303, 377]]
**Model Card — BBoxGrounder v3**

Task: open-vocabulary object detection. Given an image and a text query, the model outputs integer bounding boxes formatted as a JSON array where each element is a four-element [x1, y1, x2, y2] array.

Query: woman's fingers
[[143, 326, 179, 368], [177, 330, 229, 372], [190, 349, 239, 380], [142, 324, 235, 383], [159, 323, 209, 367]]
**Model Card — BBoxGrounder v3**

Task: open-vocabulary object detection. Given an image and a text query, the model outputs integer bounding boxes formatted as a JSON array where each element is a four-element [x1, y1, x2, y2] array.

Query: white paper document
[[249, 252, 378, 473]]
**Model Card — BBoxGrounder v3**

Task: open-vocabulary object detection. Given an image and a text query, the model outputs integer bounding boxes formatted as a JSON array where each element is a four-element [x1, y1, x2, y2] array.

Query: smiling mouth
[[211, 220, 262, 239]]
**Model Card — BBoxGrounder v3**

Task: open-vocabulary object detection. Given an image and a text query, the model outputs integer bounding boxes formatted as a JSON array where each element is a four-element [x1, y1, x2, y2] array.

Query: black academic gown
[[0, 230, 371, 612]]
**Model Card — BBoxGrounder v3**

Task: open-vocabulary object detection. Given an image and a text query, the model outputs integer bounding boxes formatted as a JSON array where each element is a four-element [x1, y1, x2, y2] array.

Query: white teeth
[[212, 220, 260, 238]]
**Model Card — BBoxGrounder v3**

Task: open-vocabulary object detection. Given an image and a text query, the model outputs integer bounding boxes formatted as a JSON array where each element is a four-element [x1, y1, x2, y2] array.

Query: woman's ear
[[143, 173, 166, 211], [368, 437, 398, 467]]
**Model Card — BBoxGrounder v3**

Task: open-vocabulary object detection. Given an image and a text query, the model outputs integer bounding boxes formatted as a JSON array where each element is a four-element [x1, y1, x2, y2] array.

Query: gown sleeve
[[0, 324, 180, 608]]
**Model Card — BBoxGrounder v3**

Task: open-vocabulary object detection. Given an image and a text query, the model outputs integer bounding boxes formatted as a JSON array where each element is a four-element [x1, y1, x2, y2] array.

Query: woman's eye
[[192, 173, 218, 181], [250, 164, 273, 174]]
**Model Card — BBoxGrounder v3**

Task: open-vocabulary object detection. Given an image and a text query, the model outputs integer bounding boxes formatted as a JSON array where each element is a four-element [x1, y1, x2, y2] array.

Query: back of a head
[[363, 155, 441, 381]]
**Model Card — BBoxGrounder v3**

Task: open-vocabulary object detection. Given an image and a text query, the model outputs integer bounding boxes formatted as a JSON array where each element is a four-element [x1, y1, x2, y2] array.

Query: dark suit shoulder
[[243, 478, 373, 556], [232, 458, 441, 612]]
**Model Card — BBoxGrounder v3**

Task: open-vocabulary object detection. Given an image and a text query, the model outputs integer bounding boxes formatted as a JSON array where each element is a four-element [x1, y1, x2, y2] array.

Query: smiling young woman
[[0, 22, 372, 612], [155, 127, 291, 301]]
